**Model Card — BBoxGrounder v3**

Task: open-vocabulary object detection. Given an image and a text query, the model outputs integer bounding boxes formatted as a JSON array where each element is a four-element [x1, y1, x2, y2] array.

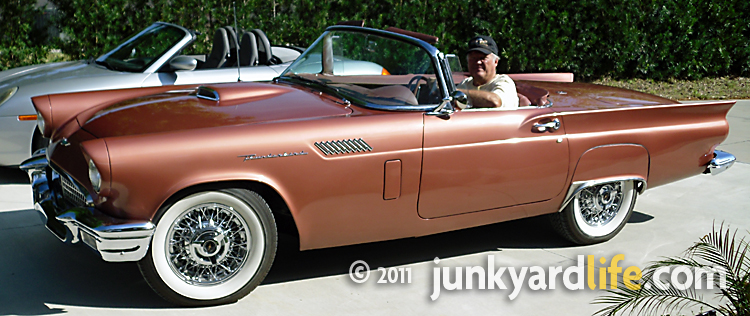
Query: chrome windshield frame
[[280, 25, 451, 112]]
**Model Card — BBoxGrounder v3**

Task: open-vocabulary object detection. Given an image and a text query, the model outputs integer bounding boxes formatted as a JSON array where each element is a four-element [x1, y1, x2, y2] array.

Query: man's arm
[[458, 89, 502, 108]]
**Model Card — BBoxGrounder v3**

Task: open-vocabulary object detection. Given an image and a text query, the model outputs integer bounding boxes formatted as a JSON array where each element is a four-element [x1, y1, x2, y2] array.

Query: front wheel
[[550, 180, 637, 245], [138, 189, 277, 306]]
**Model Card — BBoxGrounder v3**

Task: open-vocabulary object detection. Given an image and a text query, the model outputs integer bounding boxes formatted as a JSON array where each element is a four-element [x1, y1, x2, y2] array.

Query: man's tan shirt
[[457, 74, 519, 109]]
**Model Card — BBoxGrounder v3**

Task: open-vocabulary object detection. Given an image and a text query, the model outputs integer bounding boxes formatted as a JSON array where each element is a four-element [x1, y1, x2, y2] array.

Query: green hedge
[[3, 0, 750, 80], [0, 0, 51, 70]]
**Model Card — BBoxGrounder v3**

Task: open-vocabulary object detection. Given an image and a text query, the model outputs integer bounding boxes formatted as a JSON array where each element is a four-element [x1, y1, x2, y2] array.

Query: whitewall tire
[[138, 189, 277, 306], [551, 180, 637, 244]]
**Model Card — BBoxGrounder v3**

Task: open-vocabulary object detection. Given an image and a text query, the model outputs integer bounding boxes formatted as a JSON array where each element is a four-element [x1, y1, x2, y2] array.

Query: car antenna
[[233, 1, 241, 82]]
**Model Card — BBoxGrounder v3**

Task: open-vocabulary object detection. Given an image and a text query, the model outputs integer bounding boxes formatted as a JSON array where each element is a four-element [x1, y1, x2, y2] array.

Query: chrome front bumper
[[704, 150, 736, 176], [20, 153, 154, 262]]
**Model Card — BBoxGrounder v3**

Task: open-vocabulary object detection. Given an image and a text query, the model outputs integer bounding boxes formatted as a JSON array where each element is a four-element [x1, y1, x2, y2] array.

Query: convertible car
[[21, 25, 736, 306], [0, 21, 303, 166]]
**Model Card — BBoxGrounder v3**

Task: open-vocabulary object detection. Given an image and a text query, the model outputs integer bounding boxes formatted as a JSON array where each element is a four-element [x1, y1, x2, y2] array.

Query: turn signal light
[[17, 114, 38, 121]]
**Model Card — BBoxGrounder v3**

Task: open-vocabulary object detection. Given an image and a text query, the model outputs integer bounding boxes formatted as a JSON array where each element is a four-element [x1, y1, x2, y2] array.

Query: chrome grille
[[314, 138, 372, 156], [60, 174, 87, 207]]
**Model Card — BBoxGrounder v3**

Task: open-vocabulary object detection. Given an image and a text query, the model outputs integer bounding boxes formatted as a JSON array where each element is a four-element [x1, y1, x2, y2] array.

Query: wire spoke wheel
[[139, 189, 277, 306], [551, 180, 637, 244], [576, 182, 623, 227], [167, 203, 250, 285]]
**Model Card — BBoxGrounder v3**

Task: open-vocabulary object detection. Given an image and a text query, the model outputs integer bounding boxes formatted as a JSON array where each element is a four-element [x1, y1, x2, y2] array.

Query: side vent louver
[[196, 86, 220, 101], [315, 138, 372, 156]]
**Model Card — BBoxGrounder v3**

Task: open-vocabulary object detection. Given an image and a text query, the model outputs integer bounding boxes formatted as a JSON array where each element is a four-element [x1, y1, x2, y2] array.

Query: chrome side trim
[[704, 150, 736, 176], [558, 177, 646, 212], [315, 138, 373, 156]]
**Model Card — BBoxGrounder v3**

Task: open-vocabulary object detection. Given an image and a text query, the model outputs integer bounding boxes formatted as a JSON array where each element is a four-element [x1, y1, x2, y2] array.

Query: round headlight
[[88, 159, 102, 193], [36, 111, 45, 135], [0, 86, 18, 107]]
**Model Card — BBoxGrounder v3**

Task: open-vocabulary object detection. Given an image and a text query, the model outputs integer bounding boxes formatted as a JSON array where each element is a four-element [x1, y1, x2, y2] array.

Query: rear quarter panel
[[560, 101, 734, 189]]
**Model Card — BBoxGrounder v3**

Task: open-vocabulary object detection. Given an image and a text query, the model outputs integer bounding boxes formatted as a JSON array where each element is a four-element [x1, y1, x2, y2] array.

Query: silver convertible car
[[0, 22, 303, 166]]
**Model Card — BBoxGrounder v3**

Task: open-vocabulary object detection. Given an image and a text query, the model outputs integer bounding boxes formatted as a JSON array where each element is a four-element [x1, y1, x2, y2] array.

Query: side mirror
[[427, 90, 468, 117], [451, 90, 468, 106], [169, 56, 197, 71]]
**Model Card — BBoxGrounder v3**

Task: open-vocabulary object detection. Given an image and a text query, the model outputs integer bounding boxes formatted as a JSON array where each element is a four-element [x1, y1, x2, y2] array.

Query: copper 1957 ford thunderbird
[[21, 25, 736, 305]]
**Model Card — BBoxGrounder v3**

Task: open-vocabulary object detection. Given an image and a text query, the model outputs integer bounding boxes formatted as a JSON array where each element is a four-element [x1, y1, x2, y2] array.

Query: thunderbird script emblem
[[238, 151, 308, 162]]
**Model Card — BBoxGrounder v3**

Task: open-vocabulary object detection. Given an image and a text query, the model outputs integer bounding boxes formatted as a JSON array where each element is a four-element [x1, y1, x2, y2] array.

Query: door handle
[[534, 118, 560, 132]]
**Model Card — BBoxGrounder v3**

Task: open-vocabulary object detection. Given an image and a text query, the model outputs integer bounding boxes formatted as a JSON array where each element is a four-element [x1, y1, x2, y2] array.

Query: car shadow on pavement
[[1, 209, 568, 313], [0, 210, 172, 315], [265, 210, 653, 285], [267, 215, 571, 285], [0, 196, 654, 314]]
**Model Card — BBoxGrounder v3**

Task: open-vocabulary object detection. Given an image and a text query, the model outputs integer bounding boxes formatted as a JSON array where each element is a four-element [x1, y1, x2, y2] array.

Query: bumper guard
[[20, 152, 154, 262], [704, 150, 736, 176]]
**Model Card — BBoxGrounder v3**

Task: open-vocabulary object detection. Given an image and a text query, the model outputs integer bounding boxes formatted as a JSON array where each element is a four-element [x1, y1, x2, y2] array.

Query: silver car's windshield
[[96, 23, 188, 73], [280, 30, 443, 109]]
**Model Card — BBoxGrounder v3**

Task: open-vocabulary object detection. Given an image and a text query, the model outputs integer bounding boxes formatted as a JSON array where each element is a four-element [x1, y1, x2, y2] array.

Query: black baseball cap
[[467, 35, 498, 56]]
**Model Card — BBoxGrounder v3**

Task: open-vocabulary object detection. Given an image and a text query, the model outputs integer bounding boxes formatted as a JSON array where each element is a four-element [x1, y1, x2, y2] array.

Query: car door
[[418, 107, 569, 219]]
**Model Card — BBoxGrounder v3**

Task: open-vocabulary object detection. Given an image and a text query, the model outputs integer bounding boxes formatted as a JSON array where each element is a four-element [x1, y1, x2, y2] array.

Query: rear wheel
[[550, 180, 637, 244], [138, 189, 277, 306]]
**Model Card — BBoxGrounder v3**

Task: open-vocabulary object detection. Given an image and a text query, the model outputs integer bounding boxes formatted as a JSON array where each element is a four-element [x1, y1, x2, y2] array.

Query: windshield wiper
[[277, 74, 362, 106]]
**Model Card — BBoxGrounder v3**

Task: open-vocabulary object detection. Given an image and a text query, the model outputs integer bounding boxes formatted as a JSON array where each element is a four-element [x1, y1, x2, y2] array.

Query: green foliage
[[0, 0, 50, 70], [1, 0, 749, 79], [594, 224, 750, 316]]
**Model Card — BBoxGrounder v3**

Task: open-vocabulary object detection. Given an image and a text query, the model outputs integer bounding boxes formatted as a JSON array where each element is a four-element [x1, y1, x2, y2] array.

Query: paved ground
[[0, 101, 748, 316]]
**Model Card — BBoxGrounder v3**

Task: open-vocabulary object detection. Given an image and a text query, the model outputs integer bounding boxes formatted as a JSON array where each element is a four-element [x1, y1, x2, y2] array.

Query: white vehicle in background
[[0, 22, 303, 166]]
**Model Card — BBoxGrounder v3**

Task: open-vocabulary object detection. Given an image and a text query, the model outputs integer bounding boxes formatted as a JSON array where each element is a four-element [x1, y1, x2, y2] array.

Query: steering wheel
[[407, 75, 430, 97]]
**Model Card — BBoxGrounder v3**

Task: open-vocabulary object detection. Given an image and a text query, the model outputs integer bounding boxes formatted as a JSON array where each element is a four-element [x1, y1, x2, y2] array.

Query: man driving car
[[456, 35, 519, 109]]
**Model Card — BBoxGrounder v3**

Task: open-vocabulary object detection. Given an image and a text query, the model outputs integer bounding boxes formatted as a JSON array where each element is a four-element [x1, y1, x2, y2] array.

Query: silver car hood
[[0, 60, 113, 90], [0, 61, 152, 117]]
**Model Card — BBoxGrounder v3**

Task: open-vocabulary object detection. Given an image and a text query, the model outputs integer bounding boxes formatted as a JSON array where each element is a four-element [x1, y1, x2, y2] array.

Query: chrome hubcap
[[578, 182, 623, 227], [167, 203, 251, 285], [188, 229, 229, 264]]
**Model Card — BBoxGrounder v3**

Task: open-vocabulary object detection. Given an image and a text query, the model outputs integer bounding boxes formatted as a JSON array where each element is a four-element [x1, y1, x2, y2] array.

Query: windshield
[[97, 23, 188, 73], [281, 30, 443, 108]]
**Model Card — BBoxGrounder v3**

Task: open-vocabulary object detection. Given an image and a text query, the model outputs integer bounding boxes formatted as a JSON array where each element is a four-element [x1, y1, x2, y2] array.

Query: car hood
[[0, 60, 112, 90], [80, 82, 353, 138]]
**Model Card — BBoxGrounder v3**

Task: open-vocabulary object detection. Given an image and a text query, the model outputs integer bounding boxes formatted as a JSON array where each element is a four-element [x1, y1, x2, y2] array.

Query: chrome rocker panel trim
[[20, 154, 154, 262], [704, 150, 736, 176], [558, 177, 647, 212]]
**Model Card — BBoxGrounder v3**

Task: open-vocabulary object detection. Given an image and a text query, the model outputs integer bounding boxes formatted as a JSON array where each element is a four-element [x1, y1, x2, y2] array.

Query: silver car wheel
[[150, 191, 268, 301], [167, 202, 251, 285], [572, 180, 635, 238]]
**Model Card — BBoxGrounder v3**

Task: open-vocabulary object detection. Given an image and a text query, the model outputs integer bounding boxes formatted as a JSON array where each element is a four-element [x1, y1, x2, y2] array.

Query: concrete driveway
[[1, 101, 748, 316]]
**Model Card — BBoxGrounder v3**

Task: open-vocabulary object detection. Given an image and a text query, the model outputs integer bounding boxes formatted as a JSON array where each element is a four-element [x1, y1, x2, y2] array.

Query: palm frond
[[593, 224, 750, 316], [593, 282, 720, 316]]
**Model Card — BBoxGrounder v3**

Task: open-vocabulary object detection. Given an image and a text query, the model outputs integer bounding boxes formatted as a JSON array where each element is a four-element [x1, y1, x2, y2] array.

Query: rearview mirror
[[169, 56, 198, 71]]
